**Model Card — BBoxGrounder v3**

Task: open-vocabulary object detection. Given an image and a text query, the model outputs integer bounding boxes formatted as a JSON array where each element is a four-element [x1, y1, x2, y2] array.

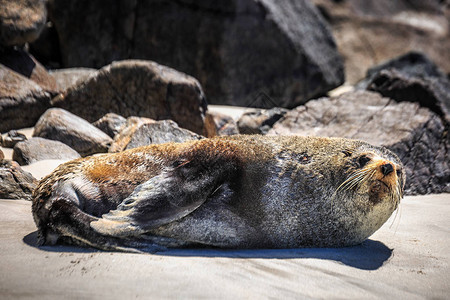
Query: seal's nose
[[381, 163, 394, 176]]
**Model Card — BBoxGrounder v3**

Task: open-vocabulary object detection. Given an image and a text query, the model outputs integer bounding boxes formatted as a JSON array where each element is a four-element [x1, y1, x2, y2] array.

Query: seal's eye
[[358, 155, 371, 168]]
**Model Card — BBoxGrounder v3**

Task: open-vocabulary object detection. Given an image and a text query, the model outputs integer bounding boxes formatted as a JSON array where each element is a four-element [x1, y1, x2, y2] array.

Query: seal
[[32, 135, 405, 252]]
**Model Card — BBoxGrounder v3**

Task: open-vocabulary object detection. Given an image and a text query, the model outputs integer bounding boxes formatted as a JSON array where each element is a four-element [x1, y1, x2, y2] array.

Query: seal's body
[[32, 135, 404, 251]]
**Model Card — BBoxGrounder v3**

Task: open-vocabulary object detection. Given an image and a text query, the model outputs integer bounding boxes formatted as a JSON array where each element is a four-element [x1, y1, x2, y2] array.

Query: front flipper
[[91, 160, 233, 237]]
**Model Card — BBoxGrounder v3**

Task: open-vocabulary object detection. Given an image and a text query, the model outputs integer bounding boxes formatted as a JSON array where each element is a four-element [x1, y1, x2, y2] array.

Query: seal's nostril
[[381, 163, 394, 176]]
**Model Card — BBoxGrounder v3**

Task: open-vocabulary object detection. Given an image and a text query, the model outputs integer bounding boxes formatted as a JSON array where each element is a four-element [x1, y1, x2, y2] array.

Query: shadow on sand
[[23, 231, 392, 271]]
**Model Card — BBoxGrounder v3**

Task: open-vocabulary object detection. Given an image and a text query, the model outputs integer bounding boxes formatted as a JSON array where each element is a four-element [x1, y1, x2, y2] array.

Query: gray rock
[[0, 64, 52, 132], [238, 107, 288, 134], [1, 130, 27, 148], [48, 0, 344, 107], [357, 52, 450, 123], [13, 137, 80, 165], [208, 112, 239, 136], [108, 116, 155, 153], [49, 68, 97, 93], [269, 91, 449, 195], [51, 60, 213, 136], [313, 0, 450, 83], [33, 108, 113, 156], [110, 119, 203, 152], [92, 113, 127, 138], [0, 0, 47, 46], [0, 160, 37, 200], [124, 120, 203, 151]]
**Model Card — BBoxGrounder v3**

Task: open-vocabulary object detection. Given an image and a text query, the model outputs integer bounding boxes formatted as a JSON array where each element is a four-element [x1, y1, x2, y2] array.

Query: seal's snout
[[381, 163, 394, 176]]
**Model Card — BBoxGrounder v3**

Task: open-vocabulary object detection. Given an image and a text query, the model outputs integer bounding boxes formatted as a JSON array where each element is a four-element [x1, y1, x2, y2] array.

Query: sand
[[0, 193, 448, 298]]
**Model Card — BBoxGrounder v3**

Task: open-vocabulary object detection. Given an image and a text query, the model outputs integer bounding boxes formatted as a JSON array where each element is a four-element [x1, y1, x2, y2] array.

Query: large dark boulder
[[0, 65, 52, 133], [313, 0, 450, 83], [13, 137, 80, 165], [357, 52, 447, 86], [51, 60, 213, 136], [358, 52, 450, 124], [0, 0, 47, 46], [46, 0, 344, 107], [270, 91, 449, 195], [0, 160, 37, 200], [33, 108, 113, 156]]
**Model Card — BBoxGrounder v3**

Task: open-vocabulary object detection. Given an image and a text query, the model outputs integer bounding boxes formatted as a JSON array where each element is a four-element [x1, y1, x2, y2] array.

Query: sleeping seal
[[32, 135, 405, 252]]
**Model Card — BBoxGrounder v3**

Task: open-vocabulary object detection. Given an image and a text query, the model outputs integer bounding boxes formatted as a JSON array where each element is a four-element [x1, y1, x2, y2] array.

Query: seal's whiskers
[[336, 166, 376, 193]]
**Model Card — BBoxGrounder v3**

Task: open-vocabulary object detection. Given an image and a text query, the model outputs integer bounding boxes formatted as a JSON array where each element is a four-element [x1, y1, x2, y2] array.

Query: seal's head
[[337, 145, 404, 206], [331, 142, 405, 245]]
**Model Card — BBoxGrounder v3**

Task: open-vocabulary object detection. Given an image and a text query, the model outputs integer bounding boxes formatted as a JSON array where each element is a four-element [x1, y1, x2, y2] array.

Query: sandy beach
[[0, 191, 448, 298]]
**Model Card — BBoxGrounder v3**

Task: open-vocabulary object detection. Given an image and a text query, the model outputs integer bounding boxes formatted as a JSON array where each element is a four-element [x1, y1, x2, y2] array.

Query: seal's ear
[[90, 163, 230, 237], [342, 150, 352, 157]]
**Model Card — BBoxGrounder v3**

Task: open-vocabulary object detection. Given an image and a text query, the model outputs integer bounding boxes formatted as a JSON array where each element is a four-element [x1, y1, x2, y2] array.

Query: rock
[[208, 112, 239, 136], [0, 149, 4, 160], [12, 137, 80, 165], [0, 64, 52, 133], [50, 68, 96, 92], [357, 52, 450, 123], [47, 0, 134, 68], [120, 120, 203, 152], [0, 160, 37, 200], [33, 108, 113, 156], [269, 91, 449, 195], [313, 0, 450, 83], [109, 118, 203, 152], [51, 60, 213, 136], [108, 117, 155, 153], [0, 0, 47, 46], [1, 130, 27, 148], [0, 47, 58, 93], [92, 113, 127, 138], [367, 70, 450, 124], [238, 107, 288, 134], [48, 0, 344, 107], [357, 52, 447, 87]]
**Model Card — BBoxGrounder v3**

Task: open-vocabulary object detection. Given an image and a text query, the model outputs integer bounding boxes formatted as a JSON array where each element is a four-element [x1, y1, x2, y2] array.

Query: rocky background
[[0, 0, 449, 199]]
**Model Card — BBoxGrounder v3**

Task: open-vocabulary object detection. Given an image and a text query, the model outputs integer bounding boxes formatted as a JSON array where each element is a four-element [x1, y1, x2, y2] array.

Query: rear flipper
[[35, 155, 237, 251], [42, 198, 169, 253]]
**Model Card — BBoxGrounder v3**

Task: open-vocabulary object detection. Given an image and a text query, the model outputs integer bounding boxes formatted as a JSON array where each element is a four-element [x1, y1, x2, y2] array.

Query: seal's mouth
[[377, 179, 390, 189]]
